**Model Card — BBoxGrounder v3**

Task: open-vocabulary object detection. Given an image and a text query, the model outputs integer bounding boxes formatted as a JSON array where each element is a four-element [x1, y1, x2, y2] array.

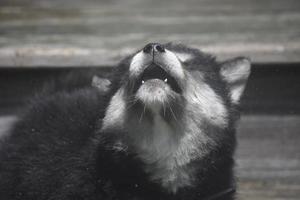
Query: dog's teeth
[[164, 78, 168, 83], [142, 80, 145, 84]]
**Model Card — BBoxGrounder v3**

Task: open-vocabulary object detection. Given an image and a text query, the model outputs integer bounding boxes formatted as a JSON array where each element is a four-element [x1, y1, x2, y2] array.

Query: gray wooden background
[[0, 0, 300, 199], [0, 0, 300, 67]]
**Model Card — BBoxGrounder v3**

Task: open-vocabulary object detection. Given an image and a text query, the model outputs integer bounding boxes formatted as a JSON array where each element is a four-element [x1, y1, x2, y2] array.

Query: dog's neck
[[101, 87, 211, 193], [130, 107, 179, 162], [126, 106, 195, 193]]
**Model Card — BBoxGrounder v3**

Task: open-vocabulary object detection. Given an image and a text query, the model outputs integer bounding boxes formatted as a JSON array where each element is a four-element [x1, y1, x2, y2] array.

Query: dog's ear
[[220, 57, 251, 104], [91, 75, 111, 92]]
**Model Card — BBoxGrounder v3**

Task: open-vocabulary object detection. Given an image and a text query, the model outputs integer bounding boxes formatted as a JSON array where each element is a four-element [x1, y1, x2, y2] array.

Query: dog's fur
[[0, 43, 250, 200]]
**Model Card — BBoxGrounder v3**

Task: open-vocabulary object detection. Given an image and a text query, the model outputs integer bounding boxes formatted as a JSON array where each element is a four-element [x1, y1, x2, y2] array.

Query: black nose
[[143, 43, 165, 53]]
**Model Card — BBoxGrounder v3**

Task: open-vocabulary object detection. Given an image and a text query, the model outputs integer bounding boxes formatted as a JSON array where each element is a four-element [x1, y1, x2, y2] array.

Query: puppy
[[0, 43, 250, 200]]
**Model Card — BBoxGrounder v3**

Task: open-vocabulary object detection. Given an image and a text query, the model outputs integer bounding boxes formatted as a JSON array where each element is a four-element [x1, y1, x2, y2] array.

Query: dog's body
[[0, 43, 250, 200]]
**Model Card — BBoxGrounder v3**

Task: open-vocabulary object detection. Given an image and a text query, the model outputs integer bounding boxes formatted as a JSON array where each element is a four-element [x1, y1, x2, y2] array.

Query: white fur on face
[[174, 52, 193, 63], [130, 49, 185, 110], [155, 49, 185, 79], [135, 79, 173, 109], [101, 88, 126, 131], [129, 51, 152, 77], [129, 49, 185, 80], [184, 72, 228, 127]]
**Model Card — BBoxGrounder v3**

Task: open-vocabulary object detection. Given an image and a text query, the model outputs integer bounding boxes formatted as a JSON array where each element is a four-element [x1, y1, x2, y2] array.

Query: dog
[[0, 43, 250, 200]]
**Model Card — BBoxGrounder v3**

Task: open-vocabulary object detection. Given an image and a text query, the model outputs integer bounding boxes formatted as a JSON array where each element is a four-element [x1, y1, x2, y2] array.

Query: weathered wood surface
[[0, 0, 300, 67], [1, 115, 299, 200], [236, 115, 300, 200]]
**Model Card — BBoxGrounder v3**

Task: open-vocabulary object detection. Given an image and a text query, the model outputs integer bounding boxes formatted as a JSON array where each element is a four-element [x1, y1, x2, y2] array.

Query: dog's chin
[[135, 79, 172, 109]]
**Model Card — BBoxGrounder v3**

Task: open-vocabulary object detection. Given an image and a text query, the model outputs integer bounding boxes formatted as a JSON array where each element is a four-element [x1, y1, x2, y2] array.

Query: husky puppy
[[0, 43, 250, 200]]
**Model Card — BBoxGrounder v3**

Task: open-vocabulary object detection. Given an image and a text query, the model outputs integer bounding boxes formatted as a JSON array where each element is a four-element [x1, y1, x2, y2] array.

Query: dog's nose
[[143, 43, 165, 53]]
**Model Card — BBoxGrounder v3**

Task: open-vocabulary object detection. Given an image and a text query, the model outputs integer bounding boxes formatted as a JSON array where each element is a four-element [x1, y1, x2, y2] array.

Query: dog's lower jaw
[[135, 79, 171, 110]]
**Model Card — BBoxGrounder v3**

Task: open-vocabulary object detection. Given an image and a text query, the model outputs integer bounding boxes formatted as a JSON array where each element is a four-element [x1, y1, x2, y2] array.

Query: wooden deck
[[0, 0, 300, 67]]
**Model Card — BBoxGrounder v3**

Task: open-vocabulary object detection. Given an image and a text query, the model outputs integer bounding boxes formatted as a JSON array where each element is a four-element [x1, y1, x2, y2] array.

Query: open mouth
[[136, 63, 182, 93]]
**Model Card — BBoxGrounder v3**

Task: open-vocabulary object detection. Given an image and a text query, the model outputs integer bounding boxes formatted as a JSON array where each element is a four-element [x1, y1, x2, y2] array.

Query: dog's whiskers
[[167, 101, 178, 123], [139, 104, 146, 123], [162, 101, 166, 117]]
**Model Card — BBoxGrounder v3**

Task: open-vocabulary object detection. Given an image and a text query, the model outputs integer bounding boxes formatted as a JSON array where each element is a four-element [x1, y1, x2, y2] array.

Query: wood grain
[[0, 0, 299, 67]]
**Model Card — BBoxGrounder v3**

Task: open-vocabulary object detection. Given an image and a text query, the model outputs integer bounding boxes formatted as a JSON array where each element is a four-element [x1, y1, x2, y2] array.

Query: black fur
[[0, 43, 243, 200]]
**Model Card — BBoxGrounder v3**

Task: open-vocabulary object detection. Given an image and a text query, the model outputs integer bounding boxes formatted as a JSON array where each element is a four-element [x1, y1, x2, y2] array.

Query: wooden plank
[[0, 0, 300, 67], [236, 115, 300, 200]]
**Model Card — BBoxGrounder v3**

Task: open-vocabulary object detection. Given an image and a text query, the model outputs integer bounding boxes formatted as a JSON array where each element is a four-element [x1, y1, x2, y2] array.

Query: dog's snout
[[143, 43, 165, 54]]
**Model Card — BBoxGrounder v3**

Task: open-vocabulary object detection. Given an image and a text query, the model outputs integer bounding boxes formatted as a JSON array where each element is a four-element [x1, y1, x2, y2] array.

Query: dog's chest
[[133, 112, 194, 193]]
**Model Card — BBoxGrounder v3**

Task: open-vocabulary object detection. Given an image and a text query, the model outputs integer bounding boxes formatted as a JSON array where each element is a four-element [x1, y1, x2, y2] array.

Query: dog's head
[[128, 43, 185, 107], [100, 42, 251, 192], [101, 43, 250, 131]]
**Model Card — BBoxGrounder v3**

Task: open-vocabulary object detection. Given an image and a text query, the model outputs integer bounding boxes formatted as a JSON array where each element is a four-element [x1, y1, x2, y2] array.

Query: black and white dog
[[0, 43, 250, 200]]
